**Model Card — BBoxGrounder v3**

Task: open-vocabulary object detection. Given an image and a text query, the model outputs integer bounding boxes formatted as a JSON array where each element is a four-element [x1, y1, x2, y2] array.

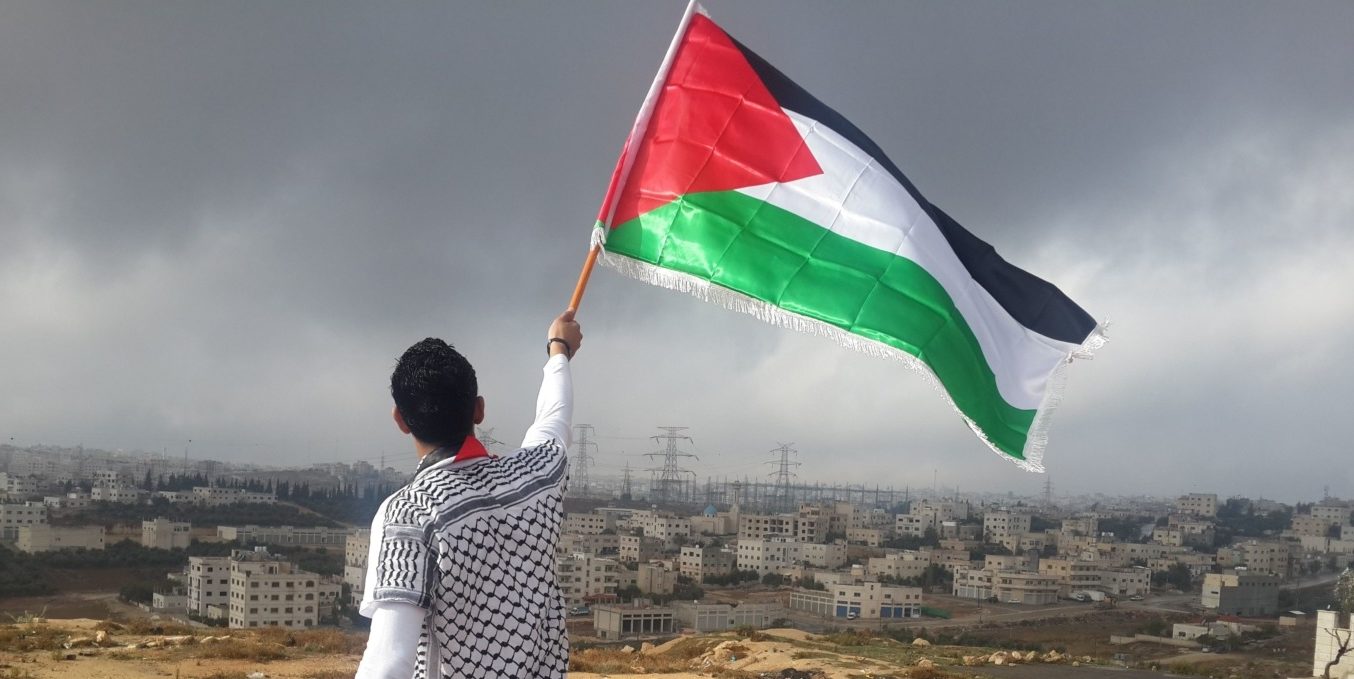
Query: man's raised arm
[[521, 310, 582, 450]]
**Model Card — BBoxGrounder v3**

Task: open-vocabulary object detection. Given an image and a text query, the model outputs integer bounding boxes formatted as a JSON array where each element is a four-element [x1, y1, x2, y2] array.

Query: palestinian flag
[[592, 4, 1105, 471]]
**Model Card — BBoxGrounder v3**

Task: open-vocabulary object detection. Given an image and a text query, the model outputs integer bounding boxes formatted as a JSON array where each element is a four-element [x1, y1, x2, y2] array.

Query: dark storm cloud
[[2, 1, 1351, 501]]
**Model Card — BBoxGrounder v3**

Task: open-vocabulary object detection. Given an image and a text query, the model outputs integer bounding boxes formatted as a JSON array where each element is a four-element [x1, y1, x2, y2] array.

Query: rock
[[124, 643, 141, 650], [247, 673, 267, 679], [620, 645, 635, 654], [62, 653, 77, 661], [94, 630, 108, 644], [163, 635, 194, 646], [911, 637, 931, 646], [961, 655, 981, 666], [639, 641, 655, 654], [916, 658, 935, 668], [1072, 661, 1081, 667], [1025, 650, 1038, 661], [143, 641, 161, 648]]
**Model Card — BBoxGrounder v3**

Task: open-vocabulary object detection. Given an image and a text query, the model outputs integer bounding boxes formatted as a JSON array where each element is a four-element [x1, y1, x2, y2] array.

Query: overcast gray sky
[[2, 1, 1351, 503]]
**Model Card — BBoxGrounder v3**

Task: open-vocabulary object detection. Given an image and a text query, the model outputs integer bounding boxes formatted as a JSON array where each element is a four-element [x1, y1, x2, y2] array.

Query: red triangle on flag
[[606, 14, 823, 228]]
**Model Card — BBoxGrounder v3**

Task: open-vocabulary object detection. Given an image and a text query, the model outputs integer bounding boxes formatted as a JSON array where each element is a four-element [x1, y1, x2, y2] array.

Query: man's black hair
[[391, 338, 478, 446]]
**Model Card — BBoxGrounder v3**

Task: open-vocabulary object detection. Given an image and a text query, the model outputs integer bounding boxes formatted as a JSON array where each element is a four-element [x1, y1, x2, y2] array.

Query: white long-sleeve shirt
[[356, 354, 572, 679]]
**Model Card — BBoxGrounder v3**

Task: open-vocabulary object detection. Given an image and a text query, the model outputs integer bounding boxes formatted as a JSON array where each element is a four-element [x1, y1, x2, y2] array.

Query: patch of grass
[[302, 671, 355, 679], [193, 639, 289, 662], [0, 623, 72, 652], [98, 618, 196, 636], [568, 638, 728, 674], [254, 627, 366, 654]]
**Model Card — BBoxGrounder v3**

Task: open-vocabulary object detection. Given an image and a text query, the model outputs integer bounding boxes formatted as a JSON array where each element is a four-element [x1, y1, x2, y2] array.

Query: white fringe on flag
[[596, 245, 1107, 473]]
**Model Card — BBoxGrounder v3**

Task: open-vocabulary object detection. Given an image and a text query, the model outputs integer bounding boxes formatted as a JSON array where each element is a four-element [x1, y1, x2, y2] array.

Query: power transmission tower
[[766, 443, 800, 513], [621, 462, 633, 502], [570, 424, 597, 497], [645, 427, 697, 506], [1043, 475, 1054, 510]]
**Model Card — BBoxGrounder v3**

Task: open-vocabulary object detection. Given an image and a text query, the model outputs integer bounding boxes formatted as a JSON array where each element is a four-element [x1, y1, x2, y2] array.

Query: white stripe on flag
[[736, 110, 1078, 411]]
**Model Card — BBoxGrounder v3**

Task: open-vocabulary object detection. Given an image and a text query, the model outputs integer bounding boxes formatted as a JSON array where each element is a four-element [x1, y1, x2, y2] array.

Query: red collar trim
[[452, 435, 490, 463]]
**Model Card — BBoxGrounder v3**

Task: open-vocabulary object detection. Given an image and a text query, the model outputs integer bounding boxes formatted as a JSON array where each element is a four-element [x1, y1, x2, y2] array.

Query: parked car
[[568, 605, 591, 616], [846, 612, 859, 620]]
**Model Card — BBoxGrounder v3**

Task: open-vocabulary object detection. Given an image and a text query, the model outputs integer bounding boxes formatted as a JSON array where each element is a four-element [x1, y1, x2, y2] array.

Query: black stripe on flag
[[730, 36, 1097, 345]]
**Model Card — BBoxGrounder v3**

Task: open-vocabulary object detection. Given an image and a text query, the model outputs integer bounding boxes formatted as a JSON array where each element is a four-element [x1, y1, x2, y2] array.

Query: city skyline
[[2, 2, 1351, 502]]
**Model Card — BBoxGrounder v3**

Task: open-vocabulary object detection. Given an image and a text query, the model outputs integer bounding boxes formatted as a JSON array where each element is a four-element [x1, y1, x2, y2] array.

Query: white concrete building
[[737, 537, 798, 576], [827, 581, 922, 620], [190, 486, 276, 506], [1201, 570, 1280, 616], [142, 518, 192, 550], [344, 529, 370, 606], [868, 551, 930, 581], [678, 544, 736, 581], [218, 524, 350, 547], [226, 548, 338, 629], [1176, 493, 1218, 518], [91, 482, 146, 504], [558, 553, 623, 607], [188, 556, 232, 617], [16, 524, 105, 552], [983, 509, 1032, 542], [618, 535, 664, 563], [0, 502, 48, 541]]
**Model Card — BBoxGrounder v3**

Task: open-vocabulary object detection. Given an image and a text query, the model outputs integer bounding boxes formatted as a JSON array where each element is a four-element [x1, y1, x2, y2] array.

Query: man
[[355, 310, 582, 679]]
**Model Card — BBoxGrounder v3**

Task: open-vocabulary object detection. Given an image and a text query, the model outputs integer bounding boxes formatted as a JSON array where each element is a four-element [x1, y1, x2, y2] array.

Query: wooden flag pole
[[567, 245, 601, 312]]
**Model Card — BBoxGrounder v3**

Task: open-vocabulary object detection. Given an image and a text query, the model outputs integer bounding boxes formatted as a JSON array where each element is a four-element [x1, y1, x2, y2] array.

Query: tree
[[761, 572, 785, 587], [1323, 568, 1354, 679]]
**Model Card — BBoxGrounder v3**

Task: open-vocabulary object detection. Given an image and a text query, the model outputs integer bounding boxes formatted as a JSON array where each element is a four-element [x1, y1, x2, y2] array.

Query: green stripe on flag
[[606, 190, 1037, 459]]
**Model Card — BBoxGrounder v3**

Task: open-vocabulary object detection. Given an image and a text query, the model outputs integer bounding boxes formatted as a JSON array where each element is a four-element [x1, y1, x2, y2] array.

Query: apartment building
[[1038, 558, 1150, 598], [678, 544, 736, 581], [558, 531, 620, 557], [0, 473, 40, 498], [142, 518, 192, 550], [1176, 493, 1218, 518], [563, 512, 613, 535], [737, 537, 799, 575], [798, 541, 849, 569], [983, 510, 1031, 542], [226, 548, 338, 629], [1060, 516, 1098, 538], [17, 525, 105, 553], [636, 563, 676, 595], [344, 529, 370, 606], [558, 553, 622, 607], [618, 535, 664, 563], [738, 513, 798, 540], [895, 500, 968, 538], [190, 486, 276, 506], [1202, 570, 1280, 616], [1217, 540, 1297, 578], [0, 502, 48, 541], [846, 528, 886, 547], [218, 525, 350, 547], [187, 556, 232, 617], [867, 551, 930, 581], [90, 482, 145, 503]]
